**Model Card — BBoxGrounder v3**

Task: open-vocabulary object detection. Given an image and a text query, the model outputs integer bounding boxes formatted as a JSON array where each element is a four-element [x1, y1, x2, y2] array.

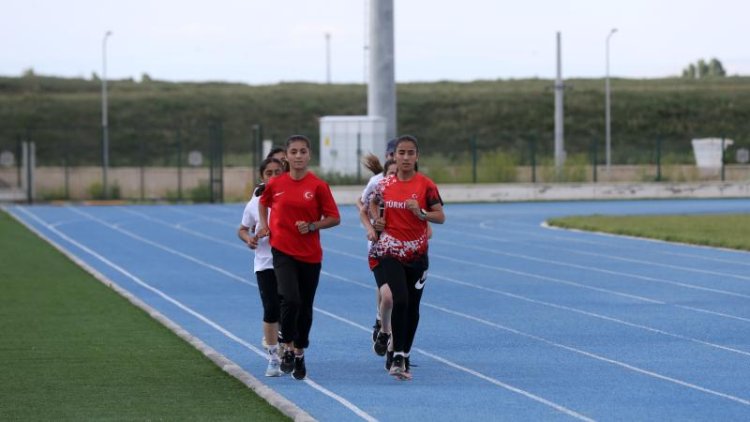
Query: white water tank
[[691, 138, 733, 168], [319, 116, 386, 177]]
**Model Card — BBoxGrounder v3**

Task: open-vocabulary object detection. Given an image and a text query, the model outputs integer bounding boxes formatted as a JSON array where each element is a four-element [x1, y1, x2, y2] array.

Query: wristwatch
[[418, 209, 428, 221], [307, 222, 317, 232]]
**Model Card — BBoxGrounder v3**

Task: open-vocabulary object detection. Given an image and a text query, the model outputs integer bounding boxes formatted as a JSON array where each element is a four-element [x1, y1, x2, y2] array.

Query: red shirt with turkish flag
[[260, 171, 340, 263], [368, 172, 443, 268]]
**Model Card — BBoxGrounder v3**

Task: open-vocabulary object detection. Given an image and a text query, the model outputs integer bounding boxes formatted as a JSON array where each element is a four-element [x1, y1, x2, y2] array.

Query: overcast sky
[[3, 0, 749, 85]]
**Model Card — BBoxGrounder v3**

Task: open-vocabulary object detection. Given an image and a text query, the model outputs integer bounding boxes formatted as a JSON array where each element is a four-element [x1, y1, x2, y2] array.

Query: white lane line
[[78, 206, 595, 421], [322, 228, 750, 324], [315, 244, 750, 409], [453, 217, 750, 269], [427, 273, 750, 358], [117, 206, 750, 408], [120, 207, 243, 250], [429, 232, 750, 300], [539, 221, 750, 266], [426, 303, 750, 407], [11, 207, 316, 422], [37, 207, 377, 422], [314, 308, 595, 422]]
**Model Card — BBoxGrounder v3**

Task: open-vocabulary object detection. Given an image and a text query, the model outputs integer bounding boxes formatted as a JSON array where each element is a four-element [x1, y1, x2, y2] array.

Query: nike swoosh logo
[[274, 192, 285, 197], [415, 271, 427, 290]]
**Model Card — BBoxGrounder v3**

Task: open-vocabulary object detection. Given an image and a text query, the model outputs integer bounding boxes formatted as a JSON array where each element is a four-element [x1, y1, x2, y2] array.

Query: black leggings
[[374, 256, 428, 354], [272, 248, 321, 350], [255, 268, 280, 324]]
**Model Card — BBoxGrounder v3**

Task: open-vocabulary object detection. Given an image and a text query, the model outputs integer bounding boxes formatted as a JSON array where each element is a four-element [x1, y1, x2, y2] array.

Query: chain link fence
[[1, 124, 749, 202]]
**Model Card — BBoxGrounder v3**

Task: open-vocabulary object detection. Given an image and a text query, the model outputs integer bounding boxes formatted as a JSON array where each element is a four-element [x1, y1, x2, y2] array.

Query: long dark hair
[[266, 146, 288, 171], [362, 153, 383, 175], [254, 157, 284, 197]]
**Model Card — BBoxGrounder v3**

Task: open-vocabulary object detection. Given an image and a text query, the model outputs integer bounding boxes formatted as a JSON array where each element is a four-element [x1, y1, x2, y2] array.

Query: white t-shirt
[[360, 172, 385, 249], [241, 194, 273, 272], [361, 172, 384, 206]]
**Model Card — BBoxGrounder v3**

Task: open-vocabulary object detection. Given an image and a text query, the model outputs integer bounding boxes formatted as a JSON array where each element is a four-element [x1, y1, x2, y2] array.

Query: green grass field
[[0, 210, 288, 421], [547, 213, 750, 251]]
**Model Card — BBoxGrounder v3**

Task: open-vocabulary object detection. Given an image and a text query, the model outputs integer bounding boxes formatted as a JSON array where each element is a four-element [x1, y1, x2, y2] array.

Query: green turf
[[0, 210, 289, 421], [547, 213, 750, 251]]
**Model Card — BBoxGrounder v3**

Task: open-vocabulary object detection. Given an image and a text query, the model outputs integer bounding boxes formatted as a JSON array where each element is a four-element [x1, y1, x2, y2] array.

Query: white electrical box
[[319, 116, 386, 177]]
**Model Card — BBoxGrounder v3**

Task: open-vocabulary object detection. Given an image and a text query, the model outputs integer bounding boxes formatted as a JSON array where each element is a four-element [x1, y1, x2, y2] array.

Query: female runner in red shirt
[[363, 134, 445, 380], [257, 135, 340, 380]]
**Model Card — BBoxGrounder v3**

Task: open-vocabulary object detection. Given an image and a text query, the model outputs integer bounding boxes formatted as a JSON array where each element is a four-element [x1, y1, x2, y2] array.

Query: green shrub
[[87, 182, 121, 200]]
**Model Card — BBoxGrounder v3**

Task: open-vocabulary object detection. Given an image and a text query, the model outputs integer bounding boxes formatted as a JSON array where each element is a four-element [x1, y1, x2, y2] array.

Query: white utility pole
[[101, 30, 113, 199], [554, 31, 565, 175], [605, 28, 618, 177], [325, 32, 331, 84], [367, 0, 396, 140]]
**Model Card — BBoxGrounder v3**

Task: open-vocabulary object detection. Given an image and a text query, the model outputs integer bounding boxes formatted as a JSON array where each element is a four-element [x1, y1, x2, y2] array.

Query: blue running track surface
[[6, 198, 750, 421]]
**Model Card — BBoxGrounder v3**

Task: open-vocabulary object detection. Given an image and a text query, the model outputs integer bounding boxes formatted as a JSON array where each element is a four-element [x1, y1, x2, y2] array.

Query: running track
[[6, 199, 750, 421]]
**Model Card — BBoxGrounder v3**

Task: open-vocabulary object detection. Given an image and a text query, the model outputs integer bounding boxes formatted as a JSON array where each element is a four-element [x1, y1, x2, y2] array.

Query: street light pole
[[102, 30, 112, 199], [325, 32, 331, 84], [605, 28, 617, 177]]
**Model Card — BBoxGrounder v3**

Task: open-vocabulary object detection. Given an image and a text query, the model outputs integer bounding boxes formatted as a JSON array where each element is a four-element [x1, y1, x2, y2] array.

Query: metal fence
[[1, 124, 749, 203]]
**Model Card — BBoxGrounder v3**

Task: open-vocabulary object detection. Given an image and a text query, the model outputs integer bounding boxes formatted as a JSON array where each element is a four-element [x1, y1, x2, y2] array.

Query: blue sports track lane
[[6, 198, 750, 421]]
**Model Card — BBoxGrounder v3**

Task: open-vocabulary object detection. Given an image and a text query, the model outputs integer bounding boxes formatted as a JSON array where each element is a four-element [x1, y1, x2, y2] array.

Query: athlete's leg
[[294, 261, 321, 352], [256, 269, 281, 347], [379, 258, 408, 353], [272, 248, 300, 350]]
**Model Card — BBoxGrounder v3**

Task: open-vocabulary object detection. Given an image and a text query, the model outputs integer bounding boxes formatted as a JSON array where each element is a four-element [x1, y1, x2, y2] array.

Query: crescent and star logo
[[303, 191, 314, 200]]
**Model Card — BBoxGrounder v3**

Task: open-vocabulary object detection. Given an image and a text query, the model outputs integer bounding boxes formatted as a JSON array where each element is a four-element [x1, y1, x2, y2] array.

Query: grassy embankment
[[0, 210, 288, 421], [547, 213, 750, 251]]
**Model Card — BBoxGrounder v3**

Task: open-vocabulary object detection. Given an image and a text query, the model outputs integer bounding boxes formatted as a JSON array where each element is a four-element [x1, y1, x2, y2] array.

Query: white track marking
[[426, 303, 750, 407], [88, 206, 750, 409], [59, 206, 595, 420], [431, 236, 750, 300], [15, 207, 376, 422]]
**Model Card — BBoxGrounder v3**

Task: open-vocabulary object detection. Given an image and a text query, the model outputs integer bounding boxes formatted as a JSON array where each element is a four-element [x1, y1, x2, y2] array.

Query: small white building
[[692, 138, 733, 168], [319, 116, 386, 177]]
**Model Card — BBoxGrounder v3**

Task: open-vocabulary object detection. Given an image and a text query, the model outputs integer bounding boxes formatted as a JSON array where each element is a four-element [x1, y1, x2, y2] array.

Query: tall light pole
[[325, 32, 331, 84], [605, 28, 617, 177], [101, 30, 113, 199]]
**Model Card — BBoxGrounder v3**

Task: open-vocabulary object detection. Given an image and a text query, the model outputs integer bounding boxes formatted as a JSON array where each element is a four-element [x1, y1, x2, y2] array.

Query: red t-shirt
[[260, 172, 340, 263], [368, 173, 443, 267]]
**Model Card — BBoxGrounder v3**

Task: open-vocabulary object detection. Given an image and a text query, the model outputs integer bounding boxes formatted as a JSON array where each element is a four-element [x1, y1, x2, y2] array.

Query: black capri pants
[[374, 255, 428, 354], [272, 247, 321, 350], [255, 268, 281, 324]]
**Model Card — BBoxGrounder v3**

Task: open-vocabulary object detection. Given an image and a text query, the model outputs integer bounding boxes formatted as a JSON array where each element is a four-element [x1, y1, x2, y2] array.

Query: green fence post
[[139, 133, 145, 201], [471, 136, 477, 183], [721, 135, 726, 182], [253, 124, 263, 167], [64, 138, 70, 199], [591, 138, 598, 183], [176, 129, 183, 202], [530, 135, 537, 183], [656, 137, 662, 182]]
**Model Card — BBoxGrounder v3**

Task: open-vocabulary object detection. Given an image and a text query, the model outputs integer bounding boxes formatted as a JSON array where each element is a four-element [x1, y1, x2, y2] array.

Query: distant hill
[[1, 74, 749, 166]]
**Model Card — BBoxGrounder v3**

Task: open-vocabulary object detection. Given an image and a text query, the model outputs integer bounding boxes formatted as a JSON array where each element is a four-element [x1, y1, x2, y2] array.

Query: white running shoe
[[265, 358, 283, 377]]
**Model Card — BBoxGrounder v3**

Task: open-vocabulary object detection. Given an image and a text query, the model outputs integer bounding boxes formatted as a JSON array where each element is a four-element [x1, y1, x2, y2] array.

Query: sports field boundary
[[330, 180, 750, 204], [2, 205, 315, 422]]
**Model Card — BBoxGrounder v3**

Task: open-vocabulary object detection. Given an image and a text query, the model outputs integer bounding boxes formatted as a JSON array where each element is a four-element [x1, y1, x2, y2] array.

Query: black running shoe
[[372, 319, 381, 343], [389, 354, 411, 380], [280, 349, 294, 374], [385, 351, 394, 371], [405, 356, 410, 374], [373, 331, 390, 356], [292, 355, 306, 380]]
